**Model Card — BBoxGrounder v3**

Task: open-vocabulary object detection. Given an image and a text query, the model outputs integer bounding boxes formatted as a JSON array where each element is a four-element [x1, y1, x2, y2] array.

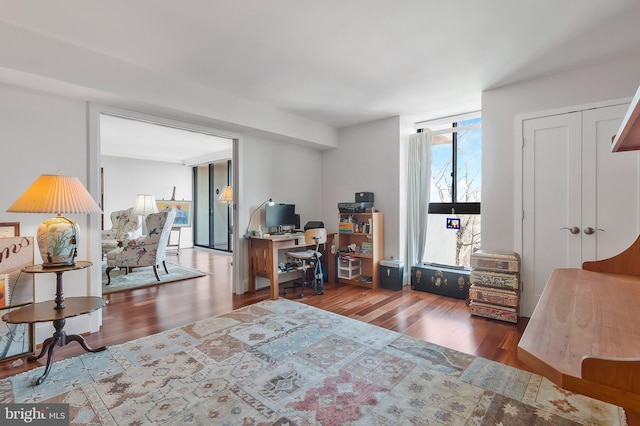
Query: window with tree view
[[423, 117, 481, 268]]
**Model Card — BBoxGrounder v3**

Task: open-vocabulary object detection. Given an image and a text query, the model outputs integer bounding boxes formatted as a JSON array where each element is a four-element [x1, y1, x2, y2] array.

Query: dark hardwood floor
[[0, 248, 531, 380]]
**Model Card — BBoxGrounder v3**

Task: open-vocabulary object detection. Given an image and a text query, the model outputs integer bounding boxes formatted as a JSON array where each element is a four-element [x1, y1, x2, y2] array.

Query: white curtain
[[406, 132, 431, 267]]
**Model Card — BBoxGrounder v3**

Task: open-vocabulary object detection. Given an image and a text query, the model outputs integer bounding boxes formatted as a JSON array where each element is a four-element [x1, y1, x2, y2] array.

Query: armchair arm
[[122, 228, 143, 241], [102, 230, 118, 239], [125, 235, 147, 247], [116, 243, 160, 267], [120, 234, 143, 247]]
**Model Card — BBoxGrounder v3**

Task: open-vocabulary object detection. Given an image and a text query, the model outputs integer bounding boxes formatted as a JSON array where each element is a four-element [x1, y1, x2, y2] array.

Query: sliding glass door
[[194, 160, 232, 252]]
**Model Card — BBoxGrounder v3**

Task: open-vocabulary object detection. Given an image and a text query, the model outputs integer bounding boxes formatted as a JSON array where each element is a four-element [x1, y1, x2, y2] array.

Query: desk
[[518, 268, 640, 423], [248, 233, 335, 299]]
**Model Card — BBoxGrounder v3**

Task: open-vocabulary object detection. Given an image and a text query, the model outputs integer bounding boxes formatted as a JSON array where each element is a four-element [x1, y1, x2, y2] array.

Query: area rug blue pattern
[[0, 299, 626, 425], [101, 261, 207, 294]]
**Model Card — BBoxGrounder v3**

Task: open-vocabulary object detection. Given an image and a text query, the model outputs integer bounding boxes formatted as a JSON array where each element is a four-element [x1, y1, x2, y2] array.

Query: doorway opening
[[98, 110, 235, 254]]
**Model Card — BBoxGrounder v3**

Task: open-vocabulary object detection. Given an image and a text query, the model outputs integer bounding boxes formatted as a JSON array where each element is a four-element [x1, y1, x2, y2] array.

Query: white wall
[[482, 55, 640, 316], [483, 55, 640, 253], [322, 116, 403, 263], [0, 83, 103, 342], [101, 155, 193, 248], [0, 21, 338, 151], [237, 134, 323, 290]]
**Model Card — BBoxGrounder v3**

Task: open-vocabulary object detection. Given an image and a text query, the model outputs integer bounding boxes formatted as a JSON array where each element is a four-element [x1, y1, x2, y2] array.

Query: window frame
[[419, 115, 482, 268], [423, 119, 482, 215]]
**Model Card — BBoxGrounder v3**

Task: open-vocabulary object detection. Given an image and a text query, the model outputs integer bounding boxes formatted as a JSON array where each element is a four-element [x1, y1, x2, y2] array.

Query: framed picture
[[0, 222, 20, 239], [0, 237, 34, 363], [446, 217, 461, 229], [0, 307, 34, 361], [0, 236, 34, 307], [156, 200, 193, 227]]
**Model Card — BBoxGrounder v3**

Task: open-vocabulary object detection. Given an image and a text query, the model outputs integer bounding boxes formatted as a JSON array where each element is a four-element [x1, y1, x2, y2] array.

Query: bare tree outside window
[[432, 161, 481, 266], [423, 117, 481, 268]]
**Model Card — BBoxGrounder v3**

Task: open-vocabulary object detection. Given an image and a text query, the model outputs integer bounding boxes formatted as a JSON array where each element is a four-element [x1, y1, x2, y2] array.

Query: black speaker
[[355, 192, 374, 203], [304, 221, 324, 230]]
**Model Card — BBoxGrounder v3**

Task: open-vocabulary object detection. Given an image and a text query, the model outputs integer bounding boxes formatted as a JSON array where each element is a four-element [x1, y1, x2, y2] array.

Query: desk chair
[[283, 228, 327, 298]]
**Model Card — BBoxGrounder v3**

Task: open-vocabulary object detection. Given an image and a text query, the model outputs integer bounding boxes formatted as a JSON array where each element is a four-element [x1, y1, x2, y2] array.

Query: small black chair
[[283, 228, 327, 298]]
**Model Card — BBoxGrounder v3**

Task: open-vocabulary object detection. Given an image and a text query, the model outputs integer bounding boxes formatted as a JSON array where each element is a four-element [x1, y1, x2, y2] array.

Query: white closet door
[[583, 104, 640, 262], [521, 103, 640, 316], [522, 112, 582, 316]]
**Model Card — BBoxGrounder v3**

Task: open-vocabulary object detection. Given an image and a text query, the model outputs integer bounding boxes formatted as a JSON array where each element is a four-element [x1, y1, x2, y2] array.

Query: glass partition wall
[[194, 160, 233, 252]]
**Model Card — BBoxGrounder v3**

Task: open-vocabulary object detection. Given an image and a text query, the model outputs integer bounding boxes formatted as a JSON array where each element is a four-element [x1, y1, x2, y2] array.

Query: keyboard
[[271, 230, 303, 236]]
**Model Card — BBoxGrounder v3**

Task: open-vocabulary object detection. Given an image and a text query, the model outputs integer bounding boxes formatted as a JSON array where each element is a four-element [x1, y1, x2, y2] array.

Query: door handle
[[561, 226, 580, 234], [583, 227, 604, 235]]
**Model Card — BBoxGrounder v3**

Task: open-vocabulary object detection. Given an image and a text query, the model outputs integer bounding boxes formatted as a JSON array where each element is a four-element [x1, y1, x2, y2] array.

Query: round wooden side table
[[1, 261, 108, 385]]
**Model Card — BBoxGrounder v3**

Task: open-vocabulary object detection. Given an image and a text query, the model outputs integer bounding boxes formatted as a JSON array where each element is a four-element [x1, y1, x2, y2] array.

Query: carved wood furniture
[[518, 235, 640, 424], [2, 261, 108, 385]]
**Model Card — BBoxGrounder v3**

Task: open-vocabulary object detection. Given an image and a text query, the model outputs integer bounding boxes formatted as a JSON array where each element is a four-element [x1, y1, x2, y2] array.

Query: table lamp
[[131, 194, 159, 217], [243, 198, 274, 239], [219, 186, 233, 205], [6, 172, 102, 267], [131, 194, 159, 235]]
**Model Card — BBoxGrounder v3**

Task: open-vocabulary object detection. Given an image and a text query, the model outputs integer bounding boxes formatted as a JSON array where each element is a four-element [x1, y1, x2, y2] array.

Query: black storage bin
[[379, 260, 404, 291]]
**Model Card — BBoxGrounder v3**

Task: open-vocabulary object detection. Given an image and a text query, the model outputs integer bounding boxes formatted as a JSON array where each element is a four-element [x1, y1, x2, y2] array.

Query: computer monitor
[[265, 203, 297, 229]]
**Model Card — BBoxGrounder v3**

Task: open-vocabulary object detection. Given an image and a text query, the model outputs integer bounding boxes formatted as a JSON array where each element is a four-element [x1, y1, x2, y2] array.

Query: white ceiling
[[1, 1, 640, 129], [100, 114, 232, 164]]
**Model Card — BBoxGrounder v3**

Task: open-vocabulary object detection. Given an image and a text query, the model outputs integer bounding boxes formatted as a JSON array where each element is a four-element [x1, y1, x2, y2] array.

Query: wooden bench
[[518, 235, 640, 424]]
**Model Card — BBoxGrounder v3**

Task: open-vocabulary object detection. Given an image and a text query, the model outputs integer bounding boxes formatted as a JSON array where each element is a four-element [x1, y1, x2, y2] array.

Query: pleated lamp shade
[[7, 173, 101, 267]]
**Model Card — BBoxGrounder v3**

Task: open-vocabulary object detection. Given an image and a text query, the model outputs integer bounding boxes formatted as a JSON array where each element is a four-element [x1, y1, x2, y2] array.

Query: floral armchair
[[101, 208, 142, 256], [105, 208, 177, 284]]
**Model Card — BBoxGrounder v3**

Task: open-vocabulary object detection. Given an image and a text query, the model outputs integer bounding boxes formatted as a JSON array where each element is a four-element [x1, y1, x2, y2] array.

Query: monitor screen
[[265, 204, 297, 229]]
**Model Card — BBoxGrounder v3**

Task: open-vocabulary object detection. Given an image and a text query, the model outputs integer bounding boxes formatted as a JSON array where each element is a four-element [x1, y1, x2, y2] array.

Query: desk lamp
[[244, 198, 274, 239], [7, 172, 101, 267]]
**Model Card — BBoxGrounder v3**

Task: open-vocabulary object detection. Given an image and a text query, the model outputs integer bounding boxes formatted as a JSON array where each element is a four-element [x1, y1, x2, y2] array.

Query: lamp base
[[37, 215, 79, 268]]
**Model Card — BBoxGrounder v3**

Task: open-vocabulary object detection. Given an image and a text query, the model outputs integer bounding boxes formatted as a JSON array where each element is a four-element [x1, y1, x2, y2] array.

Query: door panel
[[522, 112, 582, 315], [585, 105, 640, 261], [194, 162, 233, 252], [194, 165, 210, 247]]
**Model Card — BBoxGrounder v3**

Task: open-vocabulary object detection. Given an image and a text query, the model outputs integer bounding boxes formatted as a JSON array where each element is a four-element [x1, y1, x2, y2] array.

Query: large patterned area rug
[[0, 299, 626, 425], [102, 262, 207, 294]]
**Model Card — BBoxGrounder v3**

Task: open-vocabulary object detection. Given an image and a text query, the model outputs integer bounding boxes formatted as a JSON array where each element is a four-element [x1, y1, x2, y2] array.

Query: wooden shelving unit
[[612, 85, 640, 152], [337, 211, 383, 289]]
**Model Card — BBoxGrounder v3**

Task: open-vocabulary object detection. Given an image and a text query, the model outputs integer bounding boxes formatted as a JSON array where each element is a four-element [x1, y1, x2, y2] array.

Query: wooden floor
[[0, 248, 531, 381]]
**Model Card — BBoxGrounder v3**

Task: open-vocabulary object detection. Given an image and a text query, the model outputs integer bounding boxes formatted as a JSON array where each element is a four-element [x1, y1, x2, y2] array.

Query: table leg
[[54, 271, 65, 310], [65, 333, 106, 353], [248, 239, 256, 294], [28, 318, 107, 385], [268, 243, 279, 300]]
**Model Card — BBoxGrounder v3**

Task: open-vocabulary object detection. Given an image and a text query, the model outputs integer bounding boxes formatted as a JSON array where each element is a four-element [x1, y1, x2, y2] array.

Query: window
[[422, 116, 481, 268]]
